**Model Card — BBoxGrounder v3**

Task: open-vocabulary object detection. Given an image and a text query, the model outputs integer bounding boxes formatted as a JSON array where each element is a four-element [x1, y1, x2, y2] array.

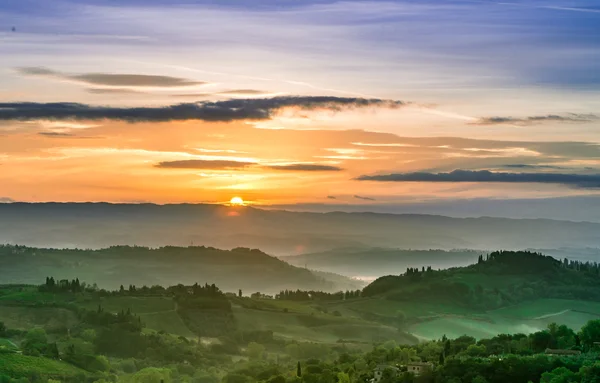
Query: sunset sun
[[230, 196, 245, 206]]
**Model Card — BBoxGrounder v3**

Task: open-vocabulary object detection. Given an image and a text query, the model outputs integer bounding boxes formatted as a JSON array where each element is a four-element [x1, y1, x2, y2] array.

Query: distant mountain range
[[1, 203, 600, 254]]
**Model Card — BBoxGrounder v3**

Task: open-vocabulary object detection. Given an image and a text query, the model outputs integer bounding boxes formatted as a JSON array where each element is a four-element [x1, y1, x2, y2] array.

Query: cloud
[[356, 169, 600, 188], [171, 90, 274, 98], [0, 96, 405, 123], [0, 197, 15, 203], [354, 195, 376, 201], [474, 114, 598, 125], [503, 164, 564, 170], [17, 67, 205, 88], [266, 164, 344, 171], [38, 132, 76, 137], [87, 88, 145, 94], [327, 196, 337, 199], [155, 160, 255, 169]]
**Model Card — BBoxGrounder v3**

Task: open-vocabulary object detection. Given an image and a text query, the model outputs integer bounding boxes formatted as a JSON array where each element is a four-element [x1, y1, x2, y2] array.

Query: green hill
[[0, 245, 362, 294], [0, 353, 89, 381], [327, 251, 600, 339]]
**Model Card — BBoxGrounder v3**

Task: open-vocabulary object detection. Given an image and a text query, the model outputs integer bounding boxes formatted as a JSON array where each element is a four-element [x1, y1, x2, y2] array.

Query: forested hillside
[[0, 245, 362, 294]]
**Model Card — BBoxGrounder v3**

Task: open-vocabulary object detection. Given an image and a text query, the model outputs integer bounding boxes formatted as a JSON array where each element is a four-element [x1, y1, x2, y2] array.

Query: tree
[[337, 372, 351, 383], [22, 328, 48, 356], [579, 319, 600, 350], [297, 361, 302, 377], [239, 289, 243, 298], [129, 367, 172, 383], [246, 342, 265, 360], [0, 322, 6, 337]]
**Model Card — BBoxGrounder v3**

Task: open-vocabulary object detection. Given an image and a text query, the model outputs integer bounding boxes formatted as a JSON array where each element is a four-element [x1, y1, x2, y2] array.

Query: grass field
[[78, 296, 176, 314], [0, 338, 19, 352], [0, 306, 79, 330], [490, 299, 600, 318], [409, 299, 600, 340], [233, 306, 414, 344], [0, 353, 88, 380], [139, 310, 196, 337]]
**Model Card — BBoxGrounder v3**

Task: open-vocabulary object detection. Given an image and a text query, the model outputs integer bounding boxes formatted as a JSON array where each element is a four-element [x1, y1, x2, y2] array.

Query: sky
[[0, 0, 599, 217]]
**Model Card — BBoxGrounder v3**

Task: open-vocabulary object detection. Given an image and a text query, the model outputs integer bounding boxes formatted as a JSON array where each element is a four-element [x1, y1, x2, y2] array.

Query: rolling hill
[[0, 245, 362, 293]]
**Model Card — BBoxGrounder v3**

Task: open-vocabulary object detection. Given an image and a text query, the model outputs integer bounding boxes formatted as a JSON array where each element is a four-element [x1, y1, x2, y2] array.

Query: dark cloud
[[356, 169, 600, 188], [38, 132, 75, 137], [266, 164, 344, 171], [327, 196, 337, 200], [0, 97, 405, 123], [354, 195, 376, 201], [474, 114, 597, 125], [155, 160, 255, 169], [17, 67, 204, 88]]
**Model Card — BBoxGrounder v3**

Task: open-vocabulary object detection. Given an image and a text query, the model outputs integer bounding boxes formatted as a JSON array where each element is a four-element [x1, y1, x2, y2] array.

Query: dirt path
[[532, 309, 570, 320]]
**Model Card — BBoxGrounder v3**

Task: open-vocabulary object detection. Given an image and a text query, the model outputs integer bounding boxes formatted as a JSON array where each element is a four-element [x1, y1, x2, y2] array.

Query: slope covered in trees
[[362, 251, 600, 310], [0, 245, 362, 294]]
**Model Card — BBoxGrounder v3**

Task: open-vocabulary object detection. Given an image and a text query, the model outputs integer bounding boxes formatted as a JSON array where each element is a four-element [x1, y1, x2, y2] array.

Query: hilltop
[[1, 203, 600, 254], [324, 251, 600, 340]]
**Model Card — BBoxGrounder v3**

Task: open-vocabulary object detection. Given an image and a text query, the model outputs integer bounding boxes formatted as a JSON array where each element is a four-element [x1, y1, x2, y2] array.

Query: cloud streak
[[265, 164, 343, 171], [0, 97, 405, 123], [155, 160, 254, 169], [356, 169, 600, 188], [18, 67, 205, 88], [354, 195, 376, 201], [474, 114, 598, 125]]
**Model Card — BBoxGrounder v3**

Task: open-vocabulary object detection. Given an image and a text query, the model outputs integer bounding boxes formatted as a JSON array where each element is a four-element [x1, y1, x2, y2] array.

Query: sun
[[230, 196, 245, 206]]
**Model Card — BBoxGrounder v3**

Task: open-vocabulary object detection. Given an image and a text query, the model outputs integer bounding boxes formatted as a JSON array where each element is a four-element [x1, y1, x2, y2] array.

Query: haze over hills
[[2, 203, 600, 255], [281, 248, 482, 279]]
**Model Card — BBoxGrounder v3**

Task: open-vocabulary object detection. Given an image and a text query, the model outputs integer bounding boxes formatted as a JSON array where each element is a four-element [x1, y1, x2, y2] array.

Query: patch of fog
[[352, 275, 378, 283]]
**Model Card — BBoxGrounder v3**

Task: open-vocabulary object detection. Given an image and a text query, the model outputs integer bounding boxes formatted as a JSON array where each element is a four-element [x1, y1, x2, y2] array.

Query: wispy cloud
[[266, 164, 343, 171], [474, 114, 598, 125], [356, 169, 600, 188], [354, 195, 376, 201], [38, 132, 75, 137], [155, 160, 255, 169], [17, 67, 205, 89], [0, 97, 406, 123]]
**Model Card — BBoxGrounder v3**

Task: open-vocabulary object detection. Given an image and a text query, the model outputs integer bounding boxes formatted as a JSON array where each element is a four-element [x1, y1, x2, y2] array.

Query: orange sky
[[1, 1, 600, 206]]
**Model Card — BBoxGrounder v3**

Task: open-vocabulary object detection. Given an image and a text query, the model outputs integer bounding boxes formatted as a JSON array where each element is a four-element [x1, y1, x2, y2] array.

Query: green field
[[78, 296, 176, 314], [139, 310, 196, 337], [0, 306, 79, 330], [0, 353, 88, 380], [0, 338, 19, 352], [409, 299, 600, 340], [490, 299, 600, 318], [233, 306, 414, 344]]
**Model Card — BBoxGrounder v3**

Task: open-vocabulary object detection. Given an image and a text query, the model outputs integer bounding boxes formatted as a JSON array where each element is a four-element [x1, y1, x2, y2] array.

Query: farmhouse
[[406, 362, 433, 376], [371, 365, 400, 383]]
